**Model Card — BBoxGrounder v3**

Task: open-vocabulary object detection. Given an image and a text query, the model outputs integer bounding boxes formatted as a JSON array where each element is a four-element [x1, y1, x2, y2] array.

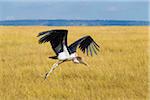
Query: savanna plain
[[0, 26, 148, 100]]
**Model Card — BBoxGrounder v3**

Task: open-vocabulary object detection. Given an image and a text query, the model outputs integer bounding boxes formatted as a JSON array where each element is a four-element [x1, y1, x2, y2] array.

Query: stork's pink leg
[[45, 61, 64, 79]]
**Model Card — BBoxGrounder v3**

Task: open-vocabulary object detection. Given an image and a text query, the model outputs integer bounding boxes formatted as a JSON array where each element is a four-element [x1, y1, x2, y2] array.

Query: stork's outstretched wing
[[37, 29, 68, 55], [68, 36, 100, 56]]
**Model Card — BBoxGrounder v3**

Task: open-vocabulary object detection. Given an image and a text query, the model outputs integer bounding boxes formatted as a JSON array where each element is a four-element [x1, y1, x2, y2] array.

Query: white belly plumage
[[58, 52, 70, 60], [58, 45, 76, 60]]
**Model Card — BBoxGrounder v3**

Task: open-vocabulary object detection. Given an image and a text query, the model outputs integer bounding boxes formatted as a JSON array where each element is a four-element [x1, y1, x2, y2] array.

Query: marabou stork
[[37, 29, 100, 79]]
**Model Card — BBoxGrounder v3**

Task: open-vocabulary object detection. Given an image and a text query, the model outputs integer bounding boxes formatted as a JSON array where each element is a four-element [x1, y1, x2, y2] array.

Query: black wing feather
[[86, 47, 89, 56], [37, 29, 68, 55], [68, 35, 100, 56], [89, 46, 92, 56], [91, 44, 97, 55]]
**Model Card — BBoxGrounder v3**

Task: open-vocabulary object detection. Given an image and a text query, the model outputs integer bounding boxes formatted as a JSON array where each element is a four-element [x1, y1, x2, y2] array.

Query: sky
[[0, 0, 149, 21]]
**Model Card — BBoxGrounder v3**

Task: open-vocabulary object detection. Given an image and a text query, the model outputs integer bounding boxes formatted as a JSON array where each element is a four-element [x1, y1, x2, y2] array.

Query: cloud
[[107, 6, 119, 12], [5, 16, 15, 20]]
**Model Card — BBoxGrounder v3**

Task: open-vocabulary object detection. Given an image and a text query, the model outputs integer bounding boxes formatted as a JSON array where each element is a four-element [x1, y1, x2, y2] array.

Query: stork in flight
[[37, 29, 100, 79]]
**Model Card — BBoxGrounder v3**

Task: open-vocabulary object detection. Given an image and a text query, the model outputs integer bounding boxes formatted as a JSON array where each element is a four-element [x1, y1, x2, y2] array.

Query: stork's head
[[72, 56, 88, 66]]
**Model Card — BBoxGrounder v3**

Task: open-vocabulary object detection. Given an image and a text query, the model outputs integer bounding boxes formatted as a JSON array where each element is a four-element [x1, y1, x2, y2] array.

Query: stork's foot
[[44, 72, 49, 80]]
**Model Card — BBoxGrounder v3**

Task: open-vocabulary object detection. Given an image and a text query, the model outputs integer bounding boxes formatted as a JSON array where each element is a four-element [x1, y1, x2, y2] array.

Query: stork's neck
[[70, 53, 78, 58]]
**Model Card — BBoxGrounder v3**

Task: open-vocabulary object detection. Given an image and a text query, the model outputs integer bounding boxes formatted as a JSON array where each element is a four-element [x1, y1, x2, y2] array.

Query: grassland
[[0, 26, 149, 100]]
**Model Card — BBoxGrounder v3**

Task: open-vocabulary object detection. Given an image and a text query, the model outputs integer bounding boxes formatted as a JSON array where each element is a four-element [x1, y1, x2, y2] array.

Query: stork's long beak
[[80, 60, 88, 66]]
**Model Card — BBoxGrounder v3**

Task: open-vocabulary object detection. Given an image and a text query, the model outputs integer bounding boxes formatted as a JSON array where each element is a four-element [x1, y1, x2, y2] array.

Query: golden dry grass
[[0, 26, 149, 100]]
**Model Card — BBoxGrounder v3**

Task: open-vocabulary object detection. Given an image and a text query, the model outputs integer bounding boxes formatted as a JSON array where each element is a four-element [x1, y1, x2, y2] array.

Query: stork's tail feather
[[48, 56, 58, 59]]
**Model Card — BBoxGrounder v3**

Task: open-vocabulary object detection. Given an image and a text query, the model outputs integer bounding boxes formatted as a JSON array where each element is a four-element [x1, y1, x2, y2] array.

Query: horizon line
[[0, 19, 149, 22]]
